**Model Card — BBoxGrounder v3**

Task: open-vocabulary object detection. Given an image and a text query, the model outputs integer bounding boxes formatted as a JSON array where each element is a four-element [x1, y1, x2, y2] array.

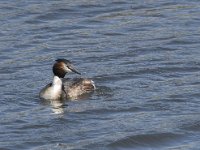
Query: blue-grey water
[[0, 0, 200, 149]]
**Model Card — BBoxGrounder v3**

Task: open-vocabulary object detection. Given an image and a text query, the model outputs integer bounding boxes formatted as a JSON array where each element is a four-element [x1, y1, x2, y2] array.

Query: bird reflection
[[50, 99, 66, 114], [40, 92, 94, 114], [41, 99, 67, 114]]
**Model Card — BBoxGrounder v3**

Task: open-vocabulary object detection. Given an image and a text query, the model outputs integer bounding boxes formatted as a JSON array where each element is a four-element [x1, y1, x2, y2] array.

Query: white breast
[[39, 76, 63, 100]]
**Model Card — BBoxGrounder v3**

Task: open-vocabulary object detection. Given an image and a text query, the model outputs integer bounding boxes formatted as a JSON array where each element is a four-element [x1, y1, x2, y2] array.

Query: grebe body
[[39, 59, 95, 100]]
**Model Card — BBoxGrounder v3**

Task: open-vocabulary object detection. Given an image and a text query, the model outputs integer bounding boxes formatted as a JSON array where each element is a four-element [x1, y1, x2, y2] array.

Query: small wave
[[108, 132, 183, 149]]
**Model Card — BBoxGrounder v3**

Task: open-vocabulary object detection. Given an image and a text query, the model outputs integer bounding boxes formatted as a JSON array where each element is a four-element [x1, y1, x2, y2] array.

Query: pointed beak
[[71, 68, 81, 75], [68, 65, 81, 75]]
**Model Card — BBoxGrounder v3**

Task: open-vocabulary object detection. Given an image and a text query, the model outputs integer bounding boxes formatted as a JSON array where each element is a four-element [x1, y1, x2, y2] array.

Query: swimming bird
[[39, 59, 95, 100]]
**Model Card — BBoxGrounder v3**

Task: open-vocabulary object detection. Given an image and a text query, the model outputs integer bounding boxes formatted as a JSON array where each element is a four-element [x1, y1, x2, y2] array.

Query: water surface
[[0, 0, 200, 149]]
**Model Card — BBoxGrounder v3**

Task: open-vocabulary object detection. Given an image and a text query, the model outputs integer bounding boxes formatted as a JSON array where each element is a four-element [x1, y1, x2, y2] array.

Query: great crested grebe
[[39, 59, 95, 100]]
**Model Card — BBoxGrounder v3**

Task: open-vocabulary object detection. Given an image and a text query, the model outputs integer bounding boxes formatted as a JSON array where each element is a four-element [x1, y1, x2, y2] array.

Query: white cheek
[[64, 65, 72, 72]]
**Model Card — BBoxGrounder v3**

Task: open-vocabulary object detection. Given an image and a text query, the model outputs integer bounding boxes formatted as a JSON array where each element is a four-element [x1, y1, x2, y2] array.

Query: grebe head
[[53, 59, 81, 78]]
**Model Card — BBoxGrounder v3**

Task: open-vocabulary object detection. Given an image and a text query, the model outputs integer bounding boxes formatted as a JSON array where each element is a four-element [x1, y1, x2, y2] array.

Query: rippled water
[[1, 0, 200, 149]]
